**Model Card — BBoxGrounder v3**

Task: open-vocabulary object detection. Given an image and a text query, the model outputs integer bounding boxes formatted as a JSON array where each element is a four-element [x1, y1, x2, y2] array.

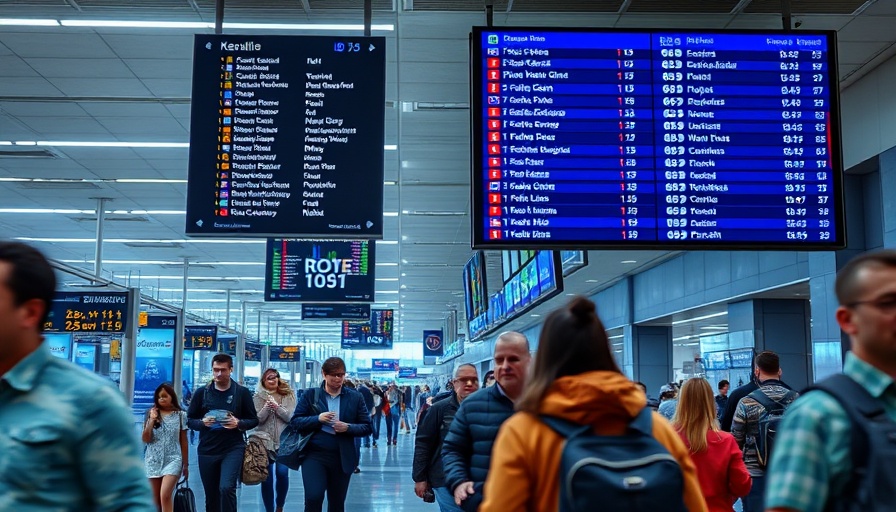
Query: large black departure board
[[186, 35, 386, 238], [471, 28, 845, 249], [264, 239, 375, 302]]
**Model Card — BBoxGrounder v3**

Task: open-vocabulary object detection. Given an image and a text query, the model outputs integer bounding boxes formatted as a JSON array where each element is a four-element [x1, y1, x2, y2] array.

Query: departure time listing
[[477, 30, 840, 246], [186, 35, 386, 238]]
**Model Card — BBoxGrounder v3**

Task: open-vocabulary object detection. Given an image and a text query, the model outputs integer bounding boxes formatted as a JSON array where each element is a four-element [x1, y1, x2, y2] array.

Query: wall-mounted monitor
[[471, 27, 845, 250], [462, 252, 488, 322], [264, 239, 374, 302]]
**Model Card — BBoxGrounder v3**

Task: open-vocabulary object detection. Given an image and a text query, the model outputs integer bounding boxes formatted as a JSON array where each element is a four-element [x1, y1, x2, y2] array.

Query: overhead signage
[[423, 329, 444, 358], [45, 291, 129, 333], [265, 239, 375, 302], [270, 345, 301, 360], [302, 303, 371, 320], [398, 367, 418, 378], [372, 358, 399, 371], [45, 333, 73, 361], [186, 34, 387, 239], [471, 28, 845, 249], [185, 325, 218, 350], [226, 340, 263, 361], [340, 309, 393, 349]]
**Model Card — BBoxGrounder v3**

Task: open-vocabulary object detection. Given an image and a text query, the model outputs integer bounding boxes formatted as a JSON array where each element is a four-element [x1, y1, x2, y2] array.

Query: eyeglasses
[[454, 377, 479, 385], [848, 297, 896, 314], [327, 373, 346, 378]]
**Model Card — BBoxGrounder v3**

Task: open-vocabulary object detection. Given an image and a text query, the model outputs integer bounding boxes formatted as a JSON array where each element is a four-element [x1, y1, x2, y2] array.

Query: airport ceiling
[[0, 0, 894, 349]]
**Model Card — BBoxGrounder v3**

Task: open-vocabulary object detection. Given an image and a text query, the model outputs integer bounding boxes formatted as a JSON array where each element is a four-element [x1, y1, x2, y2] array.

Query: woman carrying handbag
[[254, 368, 297, 512]]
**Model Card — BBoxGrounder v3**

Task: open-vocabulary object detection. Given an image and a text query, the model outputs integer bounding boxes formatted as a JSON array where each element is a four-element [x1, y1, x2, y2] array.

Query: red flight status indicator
[[485, 37, 502, 240]]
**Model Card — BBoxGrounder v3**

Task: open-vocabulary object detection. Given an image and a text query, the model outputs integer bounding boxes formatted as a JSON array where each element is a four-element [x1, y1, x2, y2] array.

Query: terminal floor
[[182, 430, 744, 512], [184, 430, 434, 511]]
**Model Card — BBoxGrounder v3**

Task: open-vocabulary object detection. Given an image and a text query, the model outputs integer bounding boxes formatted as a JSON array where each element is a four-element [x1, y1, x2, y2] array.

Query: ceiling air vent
[[70, 216, 149, 223], [0, 149, 57, 159]]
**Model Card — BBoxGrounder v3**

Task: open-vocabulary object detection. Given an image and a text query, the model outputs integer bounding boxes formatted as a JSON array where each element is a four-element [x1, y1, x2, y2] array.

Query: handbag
[[173, 477, 197, 512], [277, 387, 322, 470]]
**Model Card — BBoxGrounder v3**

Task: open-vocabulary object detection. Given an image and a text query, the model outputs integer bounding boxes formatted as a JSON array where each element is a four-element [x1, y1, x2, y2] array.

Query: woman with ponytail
[[480, 296, 707, 512]]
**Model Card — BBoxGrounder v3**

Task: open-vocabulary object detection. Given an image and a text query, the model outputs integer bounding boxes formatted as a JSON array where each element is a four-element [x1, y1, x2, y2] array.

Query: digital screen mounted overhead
[[341, 309, 394, 349], [302, 303, 371, 320], [265, 239, 374, 302], [471, 28, 845, 249], [462, 252, 488, 323], [186, 34, 386, 238]]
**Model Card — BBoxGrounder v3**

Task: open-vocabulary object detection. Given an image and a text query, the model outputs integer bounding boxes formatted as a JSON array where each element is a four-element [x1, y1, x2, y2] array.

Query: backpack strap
[[627, 407, 654, 436], [748, 388, 792, 413], [312, 387, 323, 415], [805, 373, 886, 504], [540, 415, 592, 439]]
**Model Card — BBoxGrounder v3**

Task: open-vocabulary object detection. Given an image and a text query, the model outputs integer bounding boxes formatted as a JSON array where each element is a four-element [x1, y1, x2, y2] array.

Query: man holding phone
[[187, 353, 258, 512]]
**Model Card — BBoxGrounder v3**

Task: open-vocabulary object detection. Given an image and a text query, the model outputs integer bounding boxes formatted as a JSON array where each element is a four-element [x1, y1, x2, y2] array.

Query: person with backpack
[[253, 368, 296, 512], [479, 297, 706, 512], [730, 351, 797, 512], [186, 353, 259, 512], [673, 378, 751, 511], [765, 250, 896, 512]]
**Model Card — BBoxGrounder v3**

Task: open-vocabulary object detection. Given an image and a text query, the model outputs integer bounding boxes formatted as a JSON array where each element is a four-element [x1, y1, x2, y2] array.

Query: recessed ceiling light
[[621, 260, 637, 264], [530, 314, 541, 317], [586, 279, 598, 283]]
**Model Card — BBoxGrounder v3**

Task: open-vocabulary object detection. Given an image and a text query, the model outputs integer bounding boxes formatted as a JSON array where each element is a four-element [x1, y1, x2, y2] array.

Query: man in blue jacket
[[441, 332, 531, 512]]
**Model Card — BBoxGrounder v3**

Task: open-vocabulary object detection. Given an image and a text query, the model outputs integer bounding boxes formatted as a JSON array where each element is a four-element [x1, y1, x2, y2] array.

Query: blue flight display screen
[[471, 28, 845, 249]]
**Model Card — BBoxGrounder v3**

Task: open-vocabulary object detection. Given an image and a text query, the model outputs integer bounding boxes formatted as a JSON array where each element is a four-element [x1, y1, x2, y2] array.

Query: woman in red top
[[673, 378, 752, 512]]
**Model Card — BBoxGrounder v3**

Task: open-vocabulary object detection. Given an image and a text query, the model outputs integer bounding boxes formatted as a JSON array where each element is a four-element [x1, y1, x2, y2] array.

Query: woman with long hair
[[254, 368, 297, 512], [480, 296, 706, 512], [142, 382, 188, 512], [673, 378, 752, 511]]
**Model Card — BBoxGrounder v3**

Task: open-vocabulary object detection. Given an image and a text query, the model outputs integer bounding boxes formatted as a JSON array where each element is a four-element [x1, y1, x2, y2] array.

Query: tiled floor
[[184, 430, 433, 511]]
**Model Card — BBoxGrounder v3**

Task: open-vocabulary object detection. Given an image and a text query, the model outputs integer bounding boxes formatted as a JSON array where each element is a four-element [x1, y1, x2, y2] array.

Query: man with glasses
[[413, 364, 480, 511], [442, 332, 531, 512], [765, 250, 896, 512]]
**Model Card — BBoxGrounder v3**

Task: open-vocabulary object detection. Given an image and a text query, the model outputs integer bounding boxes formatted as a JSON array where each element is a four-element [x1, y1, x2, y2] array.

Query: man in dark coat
[[441, 332, 531, 512], [413, 364, 480, 511]]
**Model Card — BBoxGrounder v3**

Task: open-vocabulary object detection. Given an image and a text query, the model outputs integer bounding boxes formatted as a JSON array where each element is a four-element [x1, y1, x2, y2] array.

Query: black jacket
[[289, 385, 372, 475], [187, 380, 259, 455], [721, 378, 793, 432], [441, 384, 515, 512], [358, 384, 375, 412], [413, 392, 460, 488]]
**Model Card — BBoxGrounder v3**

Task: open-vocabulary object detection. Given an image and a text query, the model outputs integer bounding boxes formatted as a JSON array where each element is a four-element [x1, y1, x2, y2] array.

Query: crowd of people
[[1, 239, 895, 512]]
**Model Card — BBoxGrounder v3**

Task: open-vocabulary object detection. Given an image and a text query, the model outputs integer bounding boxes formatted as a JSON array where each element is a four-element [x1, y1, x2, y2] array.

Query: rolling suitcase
[[173, 477, 197, 512]]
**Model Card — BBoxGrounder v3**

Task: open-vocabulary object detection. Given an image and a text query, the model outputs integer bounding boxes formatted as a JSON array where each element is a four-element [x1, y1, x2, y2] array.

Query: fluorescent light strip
[[114, 275, 264, 281], [0, 209, 186, 215], [61, 259, 265, 266], [375, 278, 399, 282], [376, 263, 398, 267], [55, 20, 394, 31], [3, 140, 396, 150], [158, 288, 262, 293], [382, 212, 399, 217], [670, 311, 727, 326], [0, 18, 59, 26]]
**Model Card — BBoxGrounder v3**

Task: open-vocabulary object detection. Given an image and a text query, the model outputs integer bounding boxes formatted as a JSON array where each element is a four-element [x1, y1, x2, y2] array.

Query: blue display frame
[[470, 27, 845, 250]]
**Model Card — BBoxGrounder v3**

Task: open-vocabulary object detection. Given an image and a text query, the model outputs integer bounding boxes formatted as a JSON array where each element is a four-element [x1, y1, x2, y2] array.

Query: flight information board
[[265, 239, 375, 302], [186, 34, 386, 238], [471, 28, 845, 249]]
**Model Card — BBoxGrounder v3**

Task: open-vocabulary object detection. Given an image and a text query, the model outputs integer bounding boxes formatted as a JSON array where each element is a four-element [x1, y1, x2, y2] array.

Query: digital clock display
[[45, 292, 129, 333], [471, 28, 845, 249]]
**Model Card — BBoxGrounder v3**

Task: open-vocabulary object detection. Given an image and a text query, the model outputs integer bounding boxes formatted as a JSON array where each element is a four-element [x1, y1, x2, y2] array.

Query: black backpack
[[747, 388, 796, 469], [541, 408, 686, 512], [805, 374, 896, 512]]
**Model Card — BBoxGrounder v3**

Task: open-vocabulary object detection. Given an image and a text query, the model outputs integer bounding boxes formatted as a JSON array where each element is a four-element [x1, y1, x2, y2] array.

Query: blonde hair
[[262, 368, 295, 398], [672, 378, 719, 453]]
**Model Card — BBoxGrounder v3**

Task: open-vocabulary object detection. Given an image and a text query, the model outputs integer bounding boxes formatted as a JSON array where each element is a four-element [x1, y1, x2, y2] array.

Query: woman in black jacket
[[289, 357, 372, 512]]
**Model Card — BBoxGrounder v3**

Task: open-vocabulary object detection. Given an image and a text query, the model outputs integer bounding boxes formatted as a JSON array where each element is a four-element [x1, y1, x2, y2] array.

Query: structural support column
[[121, 287, 141, 405], [728, 298, 811, 389], [236, 301, 247, 383], [628, 325, 672, 398], [93, 197, 107, 281]]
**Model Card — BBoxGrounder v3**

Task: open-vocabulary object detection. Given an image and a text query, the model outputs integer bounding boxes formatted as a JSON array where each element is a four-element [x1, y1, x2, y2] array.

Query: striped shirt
[[730, 379, 798, 476], [764, 352, 896, 512]]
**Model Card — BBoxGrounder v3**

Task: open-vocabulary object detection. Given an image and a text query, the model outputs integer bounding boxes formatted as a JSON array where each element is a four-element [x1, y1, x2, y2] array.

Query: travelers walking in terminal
[[673, 378, 751, 511], [483, 369, 496, 388], [370, 382, 386, 447], [386, 382, 402, 444], [765, 250, 896, 512], [658, 382, 680, 420], [401, 384, 416, 433], [413, 363, 480, 511], [478, 297, 706, 512], [187, 353, 259, 512], [731, 351, 798, 512], [720, 358, 793, 433], [143, 382, 189, 512], [715, 379, 730, 419], [288, 356, 371, 512], [254, 368, 297, 512], [442, 331, 531, 512], [0, 241, 155, 511], [357, 380, 375, 449]]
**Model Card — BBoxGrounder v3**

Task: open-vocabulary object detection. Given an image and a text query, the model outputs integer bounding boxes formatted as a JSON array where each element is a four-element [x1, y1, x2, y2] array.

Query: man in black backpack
[[765, 250, 896, 512], [731, 350, 798, 512], [187, 353, 259, 512]]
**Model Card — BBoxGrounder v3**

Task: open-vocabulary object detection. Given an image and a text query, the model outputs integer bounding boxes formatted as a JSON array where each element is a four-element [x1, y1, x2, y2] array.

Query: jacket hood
[[538, 371, 647, 425]]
